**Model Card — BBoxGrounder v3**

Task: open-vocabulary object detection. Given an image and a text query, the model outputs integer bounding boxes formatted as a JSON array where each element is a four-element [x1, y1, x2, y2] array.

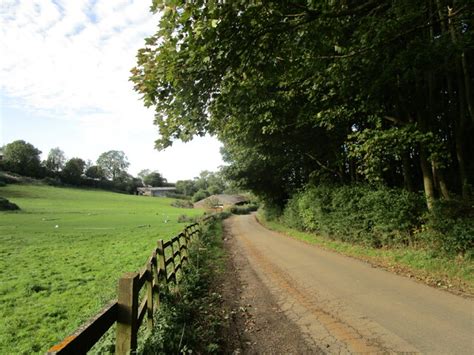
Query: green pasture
[[0, 184, 202, 354]]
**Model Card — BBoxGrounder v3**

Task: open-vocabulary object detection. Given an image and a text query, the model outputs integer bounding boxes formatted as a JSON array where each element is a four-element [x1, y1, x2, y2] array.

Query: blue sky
[[0, 0, 223, 181]]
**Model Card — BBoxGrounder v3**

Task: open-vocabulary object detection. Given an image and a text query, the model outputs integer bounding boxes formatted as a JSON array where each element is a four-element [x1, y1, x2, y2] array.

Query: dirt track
[[223, 214, 474, 354]]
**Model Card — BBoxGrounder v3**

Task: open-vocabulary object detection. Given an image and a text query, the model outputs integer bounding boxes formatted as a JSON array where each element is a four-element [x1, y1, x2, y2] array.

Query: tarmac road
[[223, 214, 474, 354]]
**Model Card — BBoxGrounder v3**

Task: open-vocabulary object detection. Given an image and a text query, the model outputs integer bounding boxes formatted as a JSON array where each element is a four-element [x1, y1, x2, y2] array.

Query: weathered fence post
[[180, 232, 188, 264], [169, 241, 178, 283], [152, 249, 161, 308], [157, 240, 166, 283], [146, 262, 154, 329], [116, 272, 139, 354]]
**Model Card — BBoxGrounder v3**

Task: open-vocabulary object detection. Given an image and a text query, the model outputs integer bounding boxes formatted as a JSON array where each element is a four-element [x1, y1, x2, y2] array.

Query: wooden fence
[[47, 220, 207, 354]]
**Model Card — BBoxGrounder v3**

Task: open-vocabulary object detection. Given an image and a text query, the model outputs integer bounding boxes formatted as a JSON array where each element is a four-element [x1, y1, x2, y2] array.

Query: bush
[[228, 203, 259, 215], [177, 214, 197, 223], [140, 220, 225, 353], [0, 197, 20, 211], [171, 199, 194, 208], [422, 199, 474, 255], [192, 189, 210, 202], [281, 184, 474, 256], [42, 177, 64, 187], [262, 203, 283, 221], [282, 184, 425, 248]]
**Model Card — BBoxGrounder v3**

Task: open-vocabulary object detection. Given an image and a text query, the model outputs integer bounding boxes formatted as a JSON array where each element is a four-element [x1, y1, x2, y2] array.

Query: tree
[[113, 171, 143, 194], [132, 1, 474, 208], [175, 180, 198, 196], [45, 147, 66, 174], [1, 140, 43, 177], [85, 165, 105, 180], [96, 150, 130, 181], [61, 158, 85, 185], [137, 169, 151, 183], [143, 171, 167, 187]]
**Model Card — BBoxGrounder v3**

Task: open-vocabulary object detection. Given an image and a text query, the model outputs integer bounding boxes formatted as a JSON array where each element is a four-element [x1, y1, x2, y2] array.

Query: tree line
[[130, 1, 473, 254], [0, 140, 167, 193], [0, 140, 231, 200], [132, 0, 473, 209]]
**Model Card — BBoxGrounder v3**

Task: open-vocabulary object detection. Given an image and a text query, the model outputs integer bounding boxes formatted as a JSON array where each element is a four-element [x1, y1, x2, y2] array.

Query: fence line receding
[[47, 219, 208, 354]]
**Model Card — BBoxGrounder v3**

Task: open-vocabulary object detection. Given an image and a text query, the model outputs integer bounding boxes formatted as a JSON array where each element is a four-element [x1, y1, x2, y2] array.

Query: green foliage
[[281, 184, 474, 255], [132, 1, 474, 207], [61, 158, 85, 185], [143, 171, 167, 187], [192, 189, 210, 202], [422, 199, 474, 255], [283, 184, 425, 248], [0, 184, 202, 353], [176, 171, 228, 197], [140, 221, 225, 354], [85, 165, 105, 180], [228, 203, 259, 215], [171, 199, 194, 209], [2, 140, 43, 177], [348, 125, 446, 183], [44, 147, 66, 174], [176, 214, 196, 223], [96, 150, 130, 181]]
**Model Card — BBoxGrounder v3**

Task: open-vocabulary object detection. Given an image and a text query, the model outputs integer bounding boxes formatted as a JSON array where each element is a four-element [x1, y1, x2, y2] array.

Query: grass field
[[0, 184, 202, 354]]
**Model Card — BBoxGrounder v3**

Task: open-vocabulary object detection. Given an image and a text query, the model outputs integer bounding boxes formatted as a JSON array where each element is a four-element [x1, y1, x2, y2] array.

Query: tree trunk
[[448, 2, 474, 123], [420, 149, 436, 211], [432, 162, 450, 200], [448, 6, 470, 199]]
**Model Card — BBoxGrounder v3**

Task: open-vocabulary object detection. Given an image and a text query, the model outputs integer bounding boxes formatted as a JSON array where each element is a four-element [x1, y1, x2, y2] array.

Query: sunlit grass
[[0, 184, 202, 353]]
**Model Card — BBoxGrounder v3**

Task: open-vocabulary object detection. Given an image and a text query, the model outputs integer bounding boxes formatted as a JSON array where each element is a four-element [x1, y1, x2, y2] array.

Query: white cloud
[[0, 0, 224, 180]]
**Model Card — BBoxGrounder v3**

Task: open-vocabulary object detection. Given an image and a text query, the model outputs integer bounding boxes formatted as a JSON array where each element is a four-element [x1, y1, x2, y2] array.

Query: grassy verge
[[257, 212, 474, 296], [140, 217, 227, 354], [0, 184, 202, 353]]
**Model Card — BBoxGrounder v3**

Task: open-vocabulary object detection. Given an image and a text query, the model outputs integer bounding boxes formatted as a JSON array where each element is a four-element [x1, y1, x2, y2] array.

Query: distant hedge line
[[274, 184, 473, 256]]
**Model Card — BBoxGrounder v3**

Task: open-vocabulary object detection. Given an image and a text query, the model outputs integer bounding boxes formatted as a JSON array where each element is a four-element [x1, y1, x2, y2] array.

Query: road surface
[[223, 214, 474, 353]]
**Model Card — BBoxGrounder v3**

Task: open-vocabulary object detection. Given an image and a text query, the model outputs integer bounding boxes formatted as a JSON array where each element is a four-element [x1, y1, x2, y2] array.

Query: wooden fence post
[[180, 233, 188, 264], [152, 250, 161, 308], [157, 240, 166, 283], [146, 262, 154, 329], [116, 272, 139, 355], [169, 241, 178, 283]]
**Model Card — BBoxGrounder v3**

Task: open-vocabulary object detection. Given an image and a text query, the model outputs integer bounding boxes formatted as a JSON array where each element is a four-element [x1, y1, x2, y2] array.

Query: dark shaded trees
[[143, 171, 167, 187], [132, 1, 474, 208], [61, 158, 85, 185], [1, 140, 43, 177]]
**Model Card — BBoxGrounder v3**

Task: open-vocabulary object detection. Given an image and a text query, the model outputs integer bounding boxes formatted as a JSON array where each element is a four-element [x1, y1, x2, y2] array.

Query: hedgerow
[[280, 184, 473, 256]]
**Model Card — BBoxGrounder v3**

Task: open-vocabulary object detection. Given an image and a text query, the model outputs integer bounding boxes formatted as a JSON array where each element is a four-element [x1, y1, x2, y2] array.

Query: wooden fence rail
[[47, 219, 210, 354]]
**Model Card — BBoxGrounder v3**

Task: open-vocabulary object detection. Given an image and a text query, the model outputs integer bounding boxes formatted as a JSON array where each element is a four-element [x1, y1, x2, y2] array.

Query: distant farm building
[[137, 187, 176, 197], [194, 194, 249, 209]]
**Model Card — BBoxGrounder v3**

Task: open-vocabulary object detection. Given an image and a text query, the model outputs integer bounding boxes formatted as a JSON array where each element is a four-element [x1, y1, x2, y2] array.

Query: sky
[[0, 0, 224, 182]]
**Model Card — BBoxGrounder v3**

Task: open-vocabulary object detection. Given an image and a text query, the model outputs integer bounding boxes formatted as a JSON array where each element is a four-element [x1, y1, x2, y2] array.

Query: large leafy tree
[[45, 147, 66, 174], [61, 158, 85, 185], [132, 1, 474, 207], [96, 150, 130, 181], [143, 171, 167, 187], [1, 140, 43, 177]]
